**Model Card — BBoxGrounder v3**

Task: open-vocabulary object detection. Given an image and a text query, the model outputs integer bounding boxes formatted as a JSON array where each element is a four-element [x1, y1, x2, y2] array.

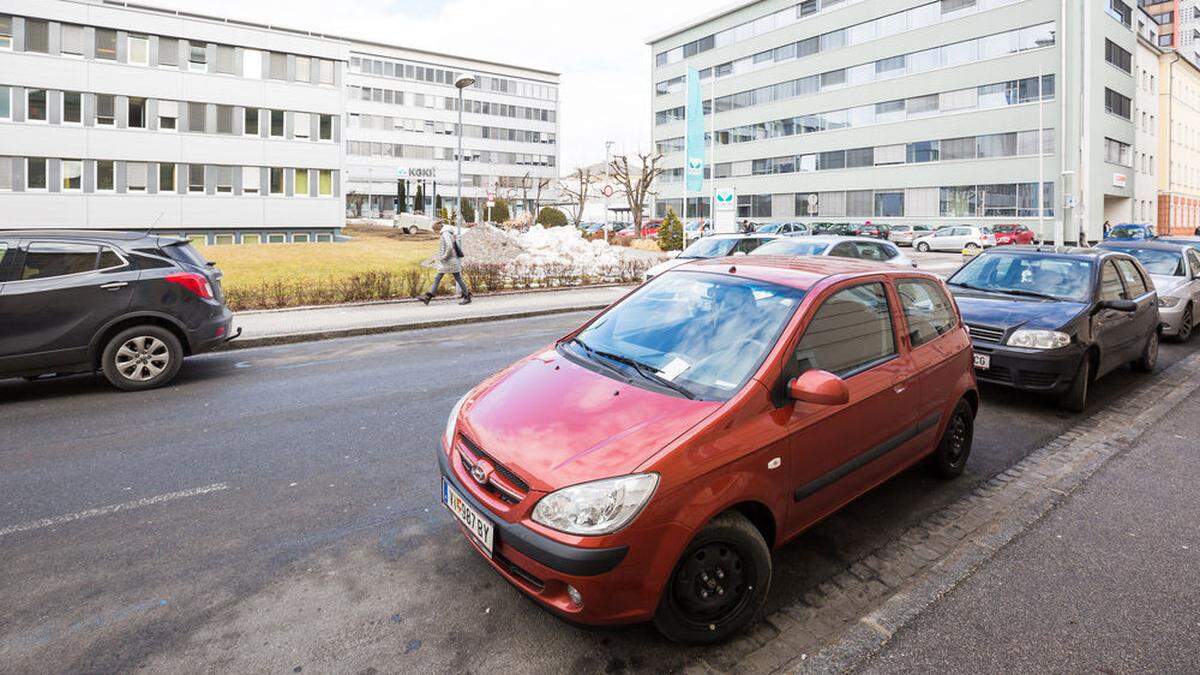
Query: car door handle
[[100, 282, 128, 291], [893, 384, 909, 395]]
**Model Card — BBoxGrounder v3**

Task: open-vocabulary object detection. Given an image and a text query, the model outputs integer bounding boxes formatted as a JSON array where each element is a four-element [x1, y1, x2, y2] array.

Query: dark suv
[[0, 230, 236, 390]]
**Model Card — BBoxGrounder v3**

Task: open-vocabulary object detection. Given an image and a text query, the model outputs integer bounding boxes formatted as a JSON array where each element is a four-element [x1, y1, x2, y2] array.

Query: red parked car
[[439, 257, 978, 643], [989, 224, 1036, 246]]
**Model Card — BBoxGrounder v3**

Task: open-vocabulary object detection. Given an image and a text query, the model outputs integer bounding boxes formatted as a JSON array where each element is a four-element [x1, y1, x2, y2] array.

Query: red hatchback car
[[439, 257, 978, 643], [990, 224, 1036, 246]]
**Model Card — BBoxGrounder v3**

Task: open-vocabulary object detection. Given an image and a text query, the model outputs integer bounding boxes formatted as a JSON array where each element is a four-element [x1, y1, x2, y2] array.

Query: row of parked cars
[[751, 220, 1036, 252], [440, 229, 1200, 645]]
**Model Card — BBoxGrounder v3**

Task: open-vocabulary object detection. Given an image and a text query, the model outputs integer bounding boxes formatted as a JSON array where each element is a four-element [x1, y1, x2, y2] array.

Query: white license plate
[[443, 479, 494, 556], [973, 353, 991, 371]]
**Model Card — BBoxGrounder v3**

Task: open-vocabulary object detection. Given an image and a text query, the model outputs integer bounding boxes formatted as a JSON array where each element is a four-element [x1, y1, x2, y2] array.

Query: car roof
[[678, 255, 932, 291], [1098, 240, 1188, 253], [791, 235, 894, 245], [704, 233, 778, 240], [0, 229, 182, 245], [980, 245, 1120, 259]]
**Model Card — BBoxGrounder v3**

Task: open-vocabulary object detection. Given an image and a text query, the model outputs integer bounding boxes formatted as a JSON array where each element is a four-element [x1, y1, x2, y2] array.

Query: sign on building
[[714, 188, 737, 233]]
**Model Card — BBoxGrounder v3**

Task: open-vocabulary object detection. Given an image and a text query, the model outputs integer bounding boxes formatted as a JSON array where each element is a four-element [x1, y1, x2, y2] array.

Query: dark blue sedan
[[946, 246, 1161, 411]]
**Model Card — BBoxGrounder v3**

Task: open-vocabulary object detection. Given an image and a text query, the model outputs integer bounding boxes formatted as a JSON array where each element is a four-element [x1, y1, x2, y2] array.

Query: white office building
[[0, 0, 559, 243], [649, 0, 1143, 242]]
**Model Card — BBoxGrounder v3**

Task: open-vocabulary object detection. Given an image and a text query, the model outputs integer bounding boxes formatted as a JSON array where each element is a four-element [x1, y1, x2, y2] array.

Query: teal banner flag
[[685, 67, 705, 193]]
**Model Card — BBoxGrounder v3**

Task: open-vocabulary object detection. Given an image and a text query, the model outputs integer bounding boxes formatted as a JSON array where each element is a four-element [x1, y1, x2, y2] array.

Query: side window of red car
[[897, 280, 957, 347], [794, 283, 897, 377]]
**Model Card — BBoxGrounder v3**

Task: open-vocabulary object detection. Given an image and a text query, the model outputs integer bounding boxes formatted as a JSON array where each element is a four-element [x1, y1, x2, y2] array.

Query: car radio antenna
[[141, 212, 165, 238]]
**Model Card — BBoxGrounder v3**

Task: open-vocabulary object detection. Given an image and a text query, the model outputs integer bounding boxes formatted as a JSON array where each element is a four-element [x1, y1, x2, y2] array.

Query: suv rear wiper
[[589, 349, 697, 400]]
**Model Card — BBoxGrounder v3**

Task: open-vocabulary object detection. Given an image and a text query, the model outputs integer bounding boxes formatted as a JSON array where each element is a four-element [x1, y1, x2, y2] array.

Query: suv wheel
[[916, 242, 931, 253], [101, 326, 183, 391], [653, 511, 771, 645]]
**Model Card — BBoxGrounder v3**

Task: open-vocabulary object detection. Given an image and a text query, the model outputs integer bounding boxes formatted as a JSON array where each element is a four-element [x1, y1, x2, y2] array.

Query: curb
[[792, 351, 1200, 674], [217, 303, 613, 351]]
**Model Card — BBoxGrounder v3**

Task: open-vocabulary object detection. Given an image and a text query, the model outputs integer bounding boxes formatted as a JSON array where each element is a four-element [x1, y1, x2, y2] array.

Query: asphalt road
[[0, 313, 1193, 673]]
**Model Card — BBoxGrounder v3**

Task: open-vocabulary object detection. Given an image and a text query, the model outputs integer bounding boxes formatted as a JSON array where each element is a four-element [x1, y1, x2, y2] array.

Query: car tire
[[916, 242, 931, 253], [1132, 331, 1159, 373], [101, 326, 184, 392], [927, 399, 975, 479], [965, 243, 981, 252], [653, 511, 771, 645], [1174, 305, 1194, 343], [1059, 356, 1091, 413]]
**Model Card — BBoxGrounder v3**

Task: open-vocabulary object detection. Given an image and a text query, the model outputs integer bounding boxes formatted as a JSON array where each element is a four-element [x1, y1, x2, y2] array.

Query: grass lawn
[[197, 226, 437, 292]]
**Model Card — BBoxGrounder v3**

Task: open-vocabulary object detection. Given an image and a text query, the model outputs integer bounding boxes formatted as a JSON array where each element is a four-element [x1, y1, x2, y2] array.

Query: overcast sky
[[152, 0, 733, 170]]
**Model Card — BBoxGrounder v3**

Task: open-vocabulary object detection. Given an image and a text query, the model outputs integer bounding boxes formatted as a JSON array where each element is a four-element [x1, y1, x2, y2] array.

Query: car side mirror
[[788, 370, 850, 406], [1098, 299, 1137, 313]]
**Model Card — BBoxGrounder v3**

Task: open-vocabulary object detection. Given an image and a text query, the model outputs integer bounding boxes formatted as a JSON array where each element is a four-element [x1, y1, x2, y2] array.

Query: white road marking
[[0, 483, 229, 538]]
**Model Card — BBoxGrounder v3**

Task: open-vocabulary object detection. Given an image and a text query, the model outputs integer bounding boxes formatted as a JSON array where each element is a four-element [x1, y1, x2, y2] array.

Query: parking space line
[[0, 483, 229, 539]]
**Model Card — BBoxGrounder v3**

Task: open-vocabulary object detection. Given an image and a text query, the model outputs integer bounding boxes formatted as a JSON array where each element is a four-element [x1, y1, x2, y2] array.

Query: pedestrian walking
[[1103, 220, 1112, 239], [418, 223, 471, 305]]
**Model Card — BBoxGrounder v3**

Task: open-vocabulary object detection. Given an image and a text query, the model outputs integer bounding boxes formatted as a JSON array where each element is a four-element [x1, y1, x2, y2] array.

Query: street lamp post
[[454, 74, 477, 228], [604, 140, 615, 243]]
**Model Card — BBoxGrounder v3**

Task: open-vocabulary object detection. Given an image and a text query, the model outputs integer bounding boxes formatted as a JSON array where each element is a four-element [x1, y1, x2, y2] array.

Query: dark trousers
[[429, 272, 470, 297]]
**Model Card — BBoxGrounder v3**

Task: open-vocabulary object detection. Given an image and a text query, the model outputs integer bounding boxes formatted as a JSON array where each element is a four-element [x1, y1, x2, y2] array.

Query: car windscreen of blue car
[[948, 251, 1095, 302]]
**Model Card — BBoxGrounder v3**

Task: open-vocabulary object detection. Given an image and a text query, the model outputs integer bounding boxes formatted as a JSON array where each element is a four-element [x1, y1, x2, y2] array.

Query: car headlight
[[1007, 329, 1071, 350], [1158, 296, 1182, 308], [532, 474, 659, 535], [443, 392, 469, 450]]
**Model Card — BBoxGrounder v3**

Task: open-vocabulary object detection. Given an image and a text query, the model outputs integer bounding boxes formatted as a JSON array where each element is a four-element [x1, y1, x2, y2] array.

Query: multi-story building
[[648, 0, 1142, 243], [1134, 6, 1162, 228], [0, 0, 559, 243], [1140, 0, 1180, 52], [1157, 50, 1200, 233]]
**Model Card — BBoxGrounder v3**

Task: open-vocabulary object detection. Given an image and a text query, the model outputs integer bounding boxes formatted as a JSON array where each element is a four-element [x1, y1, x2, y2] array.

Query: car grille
[[966, 324, 1006, 343], [1020, 371, 1059, 388], [495, 552, 545, 591], [458, 434, 529, 504]]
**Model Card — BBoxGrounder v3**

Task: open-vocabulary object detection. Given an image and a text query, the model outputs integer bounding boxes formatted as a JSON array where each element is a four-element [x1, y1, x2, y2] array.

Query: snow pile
[[513, 225, 641, 275], [458, 223, 525, 265]]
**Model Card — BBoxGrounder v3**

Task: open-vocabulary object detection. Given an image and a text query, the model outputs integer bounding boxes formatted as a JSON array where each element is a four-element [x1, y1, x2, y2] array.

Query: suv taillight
[[166, 272, 214, 300]]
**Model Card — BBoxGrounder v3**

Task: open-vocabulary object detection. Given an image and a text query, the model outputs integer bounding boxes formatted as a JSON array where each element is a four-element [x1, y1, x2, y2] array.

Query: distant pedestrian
[[1103, 220, 1112, 239], [1193, 225, 1200, 237], [418, 223, 471, 305]]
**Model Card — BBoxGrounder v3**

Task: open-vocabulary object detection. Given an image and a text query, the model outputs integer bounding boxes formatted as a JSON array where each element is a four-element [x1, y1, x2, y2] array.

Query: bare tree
[[561, 168, 596, 227], [609, 152, 665, 234], [518, 171, 550, 222]]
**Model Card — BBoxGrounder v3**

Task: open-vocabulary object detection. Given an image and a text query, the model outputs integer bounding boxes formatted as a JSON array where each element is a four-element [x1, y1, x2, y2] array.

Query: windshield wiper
[[589, 348, 697, 400], [948, 282, 1060, 301], [564, 338, 630, 382]]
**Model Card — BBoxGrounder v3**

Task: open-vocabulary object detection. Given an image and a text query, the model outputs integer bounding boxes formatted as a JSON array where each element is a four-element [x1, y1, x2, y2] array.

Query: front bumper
[[971, 340, 1086, 394], [1158, 303, 1188, 337], [437, 448, 683, 625]]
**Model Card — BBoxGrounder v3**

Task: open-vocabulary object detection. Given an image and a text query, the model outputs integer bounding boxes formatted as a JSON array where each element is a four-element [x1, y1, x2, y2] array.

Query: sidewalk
[[226, 285, 630, 349], [859, 394, 1200, 673]]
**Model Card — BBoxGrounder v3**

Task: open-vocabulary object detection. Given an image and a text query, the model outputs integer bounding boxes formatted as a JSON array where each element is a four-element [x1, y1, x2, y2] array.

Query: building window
[[907, 140, 939, 163], [188, 41, 207, 72], [1105, 137, 1132, 166], [27, 89, 47, 121], [159, 162, 175, 191], [295, 56, 311, 82], [940, 186, 977, 217], [62, 159, 82, 191], [127, 162, 147, 192], [216, 45, 235, 74], [215, 165, 233, 193], [188, 102, 206, 132], [26, 158, 47, 190], [159, 37, 178, 67], [244, 108, 259, 135], [1105, 88, 1132, 119], [95, 29, 117, 60], [61, 24, 84, 56], [24, 19, 49, 53], [188, 164, 205, 192], [96, 160, 115, 191], [96, 94, 115, 125], [269, 52, 288, 80], [0, 85, 10, 119], [0, 15, 11, 50], [319, 115, 333, 140], [216, 105, 234, 134], [242, 234, 262, 244], [243, 167, 260, 194], [1105, 39, 1132, 73], [319, 59, 335, 85], [293, 113, 310, 139], [874, 191, 904, 217], [63, 91, 82, 124], [243, 49, 262, 79], [295, 169, 309, 196], [0, 156, 11, 189], [293, 233, 310, 243], [267, 233, 286, 243], [159, 100, 178, 130], [128, 35, 149, 65], [270, 109, 284, 137], [318, 170, 333, 196], [128, 97, 146, 128], [270, 167, 285, 195]]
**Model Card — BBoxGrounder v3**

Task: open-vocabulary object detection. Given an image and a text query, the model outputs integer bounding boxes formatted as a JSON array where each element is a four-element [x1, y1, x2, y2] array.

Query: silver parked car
[[750, 235, 916, 268], [914, 225, 997, 252], [644, 233, 780, 281], [889, 224, 933, 247], [1098, 241, 1200, 341]]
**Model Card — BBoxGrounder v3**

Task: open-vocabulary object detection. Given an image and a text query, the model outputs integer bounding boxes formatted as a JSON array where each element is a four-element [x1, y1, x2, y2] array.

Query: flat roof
[[100, 0, 560, 77], [646, 0, 761, 45]]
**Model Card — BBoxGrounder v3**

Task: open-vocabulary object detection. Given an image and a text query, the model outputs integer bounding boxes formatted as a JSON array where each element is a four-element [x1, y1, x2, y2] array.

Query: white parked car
[[889, 224, 934, 246], [395, 212, 435, 235], [644, 233, 779, 281], [913, 225, 996, 252], [749, 236, 916, 268]]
